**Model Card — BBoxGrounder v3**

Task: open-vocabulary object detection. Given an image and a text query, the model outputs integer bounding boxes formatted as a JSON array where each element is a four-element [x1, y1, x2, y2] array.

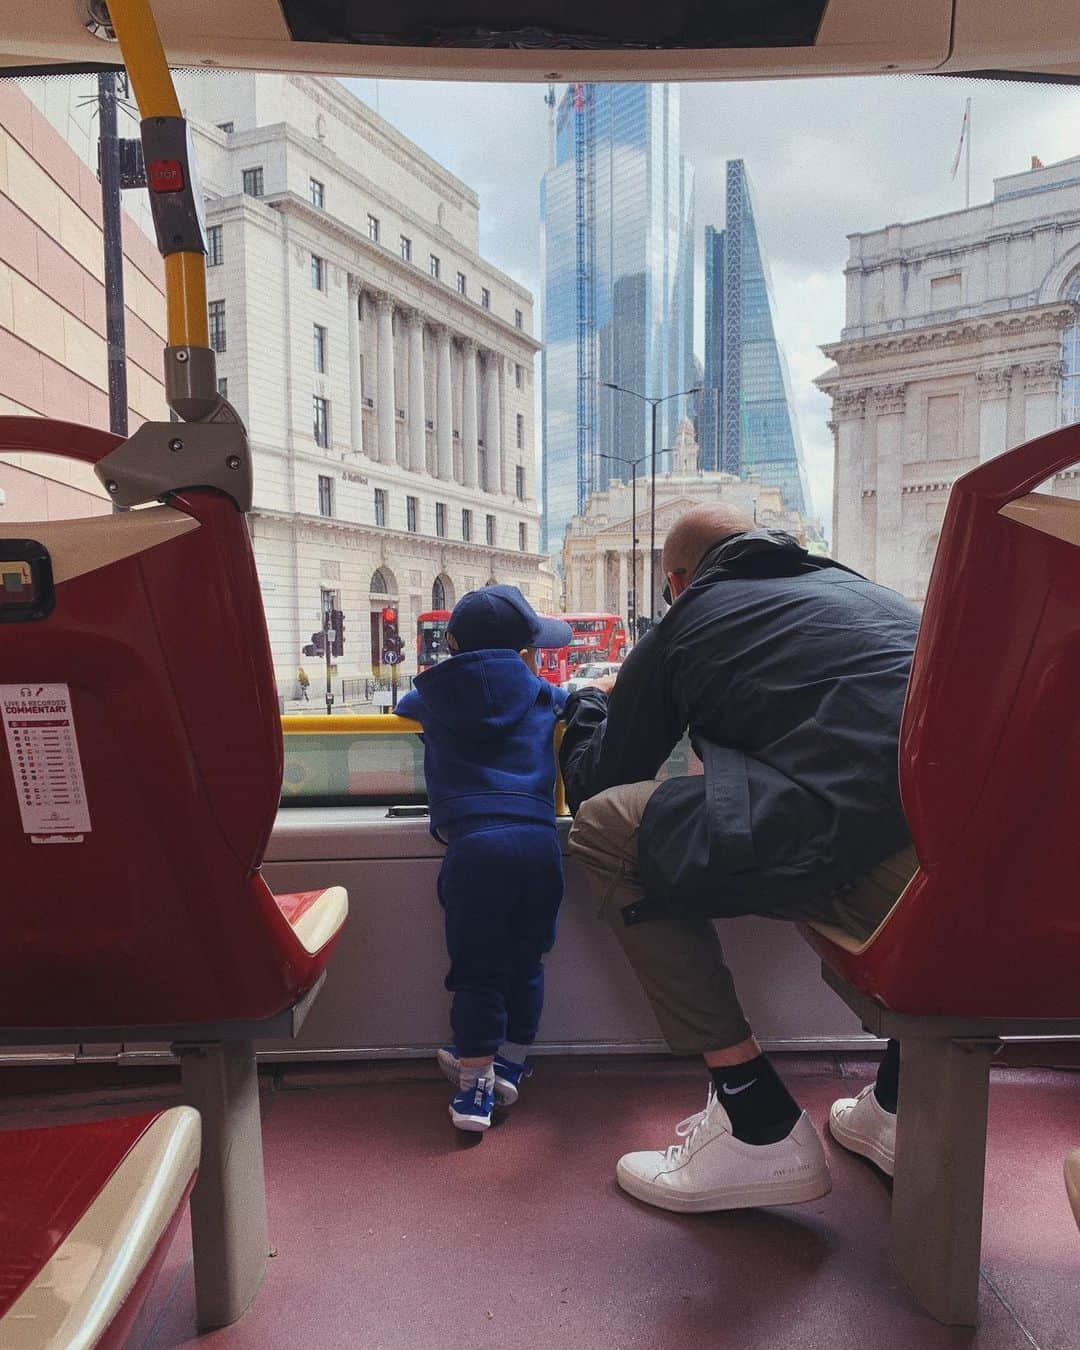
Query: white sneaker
[[616, 1087, 832, 1213], [828, 1084, 896, 1177]]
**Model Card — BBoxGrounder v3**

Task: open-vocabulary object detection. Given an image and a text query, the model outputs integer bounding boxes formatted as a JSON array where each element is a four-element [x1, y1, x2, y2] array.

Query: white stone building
[[817, 154, 1080, 603], [178, 73, 550, 694], [562, 419, 804, 624]]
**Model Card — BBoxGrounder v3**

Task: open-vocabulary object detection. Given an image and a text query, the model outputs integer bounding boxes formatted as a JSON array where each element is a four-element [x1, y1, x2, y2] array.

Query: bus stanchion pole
[[324, 609, 332, 717]]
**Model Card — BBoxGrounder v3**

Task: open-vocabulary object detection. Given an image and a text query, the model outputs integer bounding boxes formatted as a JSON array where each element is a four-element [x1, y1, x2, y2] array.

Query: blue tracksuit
[[397, 653, 567, 1058]]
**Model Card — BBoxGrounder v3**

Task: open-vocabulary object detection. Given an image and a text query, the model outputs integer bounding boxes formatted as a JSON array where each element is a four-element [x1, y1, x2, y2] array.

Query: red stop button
[[148, 158, 185, 193]]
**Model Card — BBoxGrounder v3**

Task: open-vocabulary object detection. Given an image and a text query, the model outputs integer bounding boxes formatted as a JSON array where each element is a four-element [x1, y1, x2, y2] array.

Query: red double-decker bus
[[416, 610, 452, 672], [538, 613, 628, 686]]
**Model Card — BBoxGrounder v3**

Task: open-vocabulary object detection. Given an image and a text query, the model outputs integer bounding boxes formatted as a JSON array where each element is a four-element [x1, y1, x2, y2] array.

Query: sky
[[345, 74, 1080, 534]]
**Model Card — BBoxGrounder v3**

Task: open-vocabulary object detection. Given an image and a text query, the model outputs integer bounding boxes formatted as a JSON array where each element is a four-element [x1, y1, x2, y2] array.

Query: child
[[396, 586, 571, 1133]]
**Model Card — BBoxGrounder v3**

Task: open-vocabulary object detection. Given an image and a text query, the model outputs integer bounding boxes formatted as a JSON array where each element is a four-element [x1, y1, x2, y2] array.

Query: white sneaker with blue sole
[[437, 1046, 529, 1105]]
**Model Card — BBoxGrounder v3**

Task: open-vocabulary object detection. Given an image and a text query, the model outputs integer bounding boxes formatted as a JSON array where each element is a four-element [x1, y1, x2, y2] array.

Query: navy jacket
[[559, 531, 920, 921], [397, 650, 567, 837]]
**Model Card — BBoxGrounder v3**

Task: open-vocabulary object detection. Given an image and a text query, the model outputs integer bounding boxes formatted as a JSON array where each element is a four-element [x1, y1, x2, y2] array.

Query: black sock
[[873, 1040, 900, 1114], [709, 1054, 801, 1146]]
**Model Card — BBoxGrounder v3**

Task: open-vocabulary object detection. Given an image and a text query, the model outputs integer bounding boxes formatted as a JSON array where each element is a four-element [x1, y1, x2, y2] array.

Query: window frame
[[406, 495, 419, 533], [485, 513, 496, 546], [456, 271, 467, 296], [374, 487, 389, 528], [462, 507, 472, 541], [317, 473, 334, 517], [430, 254, 441, 280], [311, 253, 326, 291], [206, 223, 223, 267], [435, 501, 447, 538], [481, 286, 491, 310], [367, 213, 380, 243], [241, 166, 264, 197], [208, 298, 226, 353], [313, 395, 331, 448], [313, 323, 328, 374], [309, 177, 325, 208]]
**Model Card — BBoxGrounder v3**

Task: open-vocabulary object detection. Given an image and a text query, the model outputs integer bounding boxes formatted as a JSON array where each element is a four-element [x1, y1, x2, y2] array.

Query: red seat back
[[808, 423, 1080, 1016], [0, 417, 321, 1024]]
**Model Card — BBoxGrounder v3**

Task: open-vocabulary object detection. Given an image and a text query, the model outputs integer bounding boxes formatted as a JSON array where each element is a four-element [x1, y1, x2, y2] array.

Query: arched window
[[1061, 275, 1080, 425], [370, 568, 389, 595], [432, 576, 446, 611]]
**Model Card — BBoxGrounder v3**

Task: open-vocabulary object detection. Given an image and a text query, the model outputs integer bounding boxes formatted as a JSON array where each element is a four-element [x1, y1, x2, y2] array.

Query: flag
[[951, 99, 971, 179]]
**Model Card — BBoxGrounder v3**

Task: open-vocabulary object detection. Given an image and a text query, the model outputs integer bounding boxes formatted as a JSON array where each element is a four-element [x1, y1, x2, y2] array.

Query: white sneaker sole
[[449, 1106, 491, 1132], [616, 1162, 832, 1213], [437, 1048, 519, 1105], [828, 1105, 895, 1177]]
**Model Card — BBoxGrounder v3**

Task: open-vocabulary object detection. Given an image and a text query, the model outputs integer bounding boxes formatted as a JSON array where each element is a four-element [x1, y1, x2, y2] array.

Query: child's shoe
[[450, 1073, 495, 1132], [438, 1046, 532, 1105]]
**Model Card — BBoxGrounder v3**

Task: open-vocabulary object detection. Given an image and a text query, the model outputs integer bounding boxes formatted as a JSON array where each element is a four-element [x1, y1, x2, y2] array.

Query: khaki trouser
[[567, 781, 918, 1054]]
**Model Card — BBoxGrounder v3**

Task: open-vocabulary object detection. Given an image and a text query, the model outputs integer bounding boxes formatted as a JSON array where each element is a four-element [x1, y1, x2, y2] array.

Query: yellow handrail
[[106, 0, 210, 349], [280, 714, 570, 816]]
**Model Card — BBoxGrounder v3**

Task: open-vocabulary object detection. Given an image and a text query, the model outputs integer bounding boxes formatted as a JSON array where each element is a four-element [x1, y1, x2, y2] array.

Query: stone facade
[[817, 154, 1080, 602], [0, 80, 167, 523], [562, 419, 804, 624], [179, 73, 550, 691]]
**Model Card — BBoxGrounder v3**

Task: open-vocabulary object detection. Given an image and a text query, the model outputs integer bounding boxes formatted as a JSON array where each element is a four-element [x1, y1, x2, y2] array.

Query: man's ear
[[447, 633, 460, 653]]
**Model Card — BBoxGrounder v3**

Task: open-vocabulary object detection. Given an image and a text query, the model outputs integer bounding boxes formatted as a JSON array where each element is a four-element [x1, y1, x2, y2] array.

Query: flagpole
[[965, 97, 971, 209]]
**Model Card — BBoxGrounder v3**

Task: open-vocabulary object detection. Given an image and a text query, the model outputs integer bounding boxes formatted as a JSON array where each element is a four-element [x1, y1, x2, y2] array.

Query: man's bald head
[[662, 504, 755, 578]]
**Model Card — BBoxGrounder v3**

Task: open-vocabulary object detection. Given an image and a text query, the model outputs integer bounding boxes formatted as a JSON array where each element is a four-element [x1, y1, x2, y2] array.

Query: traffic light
[[381, 606, 404, 665], [303, 629, 327, 659], [330, 608, 345, 658]]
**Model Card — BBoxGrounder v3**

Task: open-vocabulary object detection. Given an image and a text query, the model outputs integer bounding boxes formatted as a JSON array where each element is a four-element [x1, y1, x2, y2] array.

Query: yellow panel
[[0, 260, 14, 333], [9, 272, 66, 366], [4, 139, 63, 241], [57, 199, 105, 282], [61, 311, 108, 389]]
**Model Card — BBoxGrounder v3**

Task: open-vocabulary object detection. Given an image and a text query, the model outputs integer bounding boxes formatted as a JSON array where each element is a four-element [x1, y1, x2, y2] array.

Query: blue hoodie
[[396, 650, 568, 836]]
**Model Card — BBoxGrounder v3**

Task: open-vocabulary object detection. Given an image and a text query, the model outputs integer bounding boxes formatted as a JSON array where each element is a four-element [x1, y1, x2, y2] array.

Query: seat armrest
[[274, 885, 349, 955]]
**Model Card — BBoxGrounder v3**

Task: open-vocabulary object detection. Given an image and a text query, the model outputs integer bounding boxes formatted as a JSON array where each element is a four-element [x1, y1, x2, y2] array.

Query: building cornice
[[252, 508, 545, 565], [259, 191, 541, 356], [819, 303, 1075, 370]]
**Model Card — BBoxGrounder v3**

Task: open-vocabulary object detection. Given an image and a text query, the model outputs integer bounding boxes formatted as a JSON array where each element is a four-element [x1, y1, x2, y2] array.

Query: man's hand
[[584, 674, 618, 695]]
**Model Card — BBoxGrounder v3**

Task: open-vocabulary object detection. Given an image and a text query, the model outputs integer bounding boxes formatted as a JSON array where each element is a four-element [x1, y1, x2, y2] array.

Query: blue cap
[[447, 585, 572, 653]]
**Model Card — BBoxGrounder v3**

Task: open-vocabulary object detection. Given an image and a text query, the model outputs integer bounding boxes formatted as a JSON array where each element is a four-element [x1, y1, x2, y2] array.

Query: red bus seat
[[0, 415, 348, 1329], [0, 1107, 199, 1349], [1067, 1151, 1080, 1234], [802, 423, 1080, 1325]]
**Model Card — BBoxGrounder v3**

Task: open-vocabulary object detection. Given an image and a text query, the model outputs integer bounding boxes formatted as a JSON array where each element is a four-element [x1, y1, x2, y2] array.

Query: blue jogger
[[438, 819, 564, 1059]]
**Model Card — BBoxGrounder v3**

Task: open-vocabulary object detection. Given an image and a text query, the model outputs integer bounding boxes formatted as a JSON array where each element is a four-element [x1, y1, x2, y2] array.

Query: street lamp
[[598, 449, 646, 637], [600, 381, 702, 620]]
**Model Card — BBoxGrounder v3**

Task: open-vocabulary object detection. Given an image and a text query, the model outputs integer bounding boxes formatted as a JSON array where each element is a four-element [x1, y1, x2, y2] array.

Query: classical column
[[831, 387, 867, 574], [618, 550, 628, 626], [461, 340, 479, 489], [872, 384, 906, 593], [407, 312, 426, 473], [376, 295, 396, 466], [435, 327, 454, 481], [500, 357, 513, 498], [347, 280, 364, 456], [484, 352, 501, 494], [976, 366, 1012, 464]]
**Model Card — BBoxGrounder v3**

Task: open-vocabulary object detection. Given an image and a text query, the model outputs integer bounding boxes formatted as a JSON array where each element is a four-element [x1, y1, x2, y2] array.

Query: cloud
[[343, 73, 1080, 538]]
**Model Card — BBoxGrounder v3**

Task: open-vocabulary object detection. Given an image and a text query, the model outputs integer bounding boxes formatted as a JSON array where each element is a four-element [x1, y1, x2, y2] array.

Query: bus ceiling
[[5, 0, 1080, 83]]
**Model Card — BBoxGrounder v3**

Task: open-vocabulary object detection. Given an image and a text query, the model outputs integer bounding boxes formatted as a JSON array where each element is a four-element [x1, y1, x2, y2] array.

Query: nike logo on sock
[[721, 1079, 758, 1097]]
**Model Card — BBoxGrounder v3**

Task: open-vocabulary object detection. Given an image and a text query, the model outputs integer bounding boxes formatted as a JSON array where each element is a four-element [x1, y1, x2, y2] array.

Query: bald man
[[560, 507, 919, 1212]]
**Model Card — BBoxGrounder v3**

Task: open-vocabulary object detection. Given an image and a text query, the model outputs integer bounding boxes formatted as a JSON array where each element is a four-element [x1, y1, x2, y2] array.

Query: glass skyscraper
[[702, 159, 811, 517], [541, 83, 695, 556]]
